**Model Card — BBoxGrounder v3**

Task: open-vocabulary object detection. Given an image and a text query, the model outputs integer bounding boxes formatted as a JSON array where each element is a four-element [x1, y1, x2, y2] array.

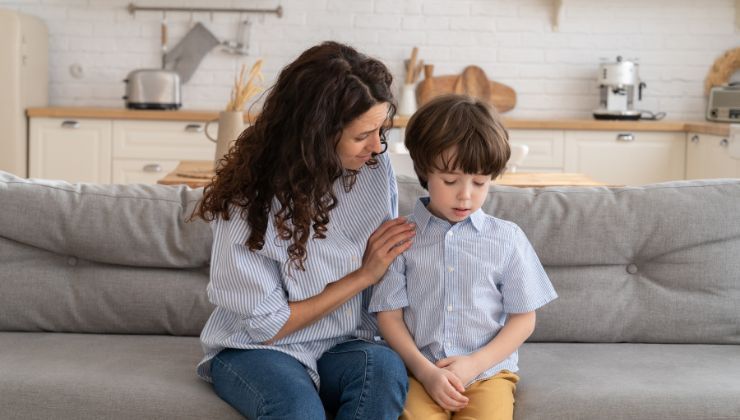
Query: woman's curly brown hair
[[195, 41, 395, 271]]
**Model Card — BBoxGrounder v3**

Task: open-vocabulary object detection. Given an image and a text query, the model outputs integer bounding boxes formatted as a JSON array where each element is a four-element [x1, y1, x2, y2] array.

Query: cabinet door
[[113, 120, 216, 160], [112, 159, 180, 184], [508, 129, 565, 172], [29, 118, 112, 183], [686, 133, 740, 179], [564, 130, 685, 185]]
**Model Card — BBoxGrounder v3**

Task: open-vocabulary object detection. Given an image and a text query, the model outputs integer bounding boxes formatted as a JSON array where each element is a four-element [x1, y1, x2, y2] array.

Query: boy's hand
[[436, 355, 484, 387], [417, 366, 469, 411]]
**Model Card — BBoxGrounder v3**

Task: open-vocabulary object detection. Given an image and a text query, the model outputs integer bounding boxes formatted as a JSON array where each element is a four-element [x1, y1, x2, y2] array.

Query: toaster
[[706, 83, 740, 123], [123, 69, 181, 110]]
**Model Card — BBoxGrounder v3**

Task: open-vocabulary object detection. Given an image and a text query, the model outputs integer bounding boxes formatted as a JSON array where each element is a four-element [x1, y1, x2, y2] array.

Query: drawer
[[113, 120, 216, 160], [112, 158, 181, 185], [507, 129, 564, 169], [564, 130, 686, 185]]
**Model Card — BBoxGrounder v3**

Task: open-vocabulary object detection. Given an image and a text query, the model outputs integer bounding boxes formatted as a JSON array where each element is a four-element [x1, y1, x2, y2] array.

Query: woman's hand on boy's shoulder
[[417, 365, 469, 412], [435, 355, 483, 388], [357, 217, 415, 285]]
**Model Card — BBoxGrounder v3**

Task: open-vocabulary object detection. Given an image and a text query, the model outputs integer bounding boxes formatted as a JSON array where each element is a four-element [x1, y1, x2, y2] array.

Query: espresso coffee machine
[[593, 56, 646, 120]]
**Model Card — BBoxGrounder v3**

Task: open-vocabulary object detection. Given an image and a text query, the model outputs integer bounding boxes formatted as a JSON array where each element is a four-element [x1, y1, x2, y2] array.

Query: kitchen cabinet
[[112, 159, 181, 185], [390, 128, 686, 185], [111, 120, 215, 184], [508, 129, 564, 172], [29, 118, 112, 183], [29, 118, 216, 184], [387, 129, 565, 177], [686, 133, 740, 179], [564, 130, 686, 185]]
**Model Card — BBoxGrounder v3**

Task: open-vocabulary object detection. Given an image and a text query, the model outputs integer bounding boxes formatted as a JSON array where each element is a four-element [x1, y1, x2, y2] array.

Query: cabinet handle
[[61, 120, 80, 129], [184, 124, 203, 133], [616, 133, 635, 142], [690, 135, 699, 144], [142, 164, 162, 173], [720, 138, 729, 148]]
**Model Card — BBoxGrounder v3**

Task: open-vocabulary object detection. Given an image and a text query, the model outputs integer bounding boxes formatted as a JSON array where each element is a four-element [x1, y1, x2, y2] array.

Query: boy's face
[[426, 169, 491, 224]]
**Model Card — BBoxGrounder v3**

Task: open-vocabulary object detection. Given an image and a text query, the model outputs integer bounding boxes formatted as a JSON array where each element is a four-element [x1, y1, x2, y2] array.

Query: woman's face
[[336, 102, 390, 170]]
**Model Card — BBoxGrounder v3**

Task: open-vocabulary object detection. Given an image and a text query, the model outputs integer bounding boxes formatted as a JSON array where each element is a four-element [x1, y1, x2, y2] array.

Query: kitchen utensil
[[160, 13, 167, 69], [222, 19, 251, 55], [416, 65, 516, 113], [163, 22, 220, 84], [453, 65, 491, 102], [416, 65, 436, 105], [123, 69, 181, 110], [405, 47, 419, 84]]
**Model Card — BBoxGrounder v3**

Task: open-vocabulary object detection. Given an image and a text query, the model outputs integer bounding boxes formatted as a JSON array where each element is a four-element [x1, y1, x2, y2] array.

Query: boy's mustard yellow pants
[[400, 370, 519, 420]]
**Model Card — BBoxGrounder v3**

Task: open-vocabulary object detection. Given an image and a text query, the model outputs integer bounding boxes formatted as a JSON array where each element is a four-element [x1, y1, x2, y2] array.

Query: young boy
[[369, 95, 557, 420]]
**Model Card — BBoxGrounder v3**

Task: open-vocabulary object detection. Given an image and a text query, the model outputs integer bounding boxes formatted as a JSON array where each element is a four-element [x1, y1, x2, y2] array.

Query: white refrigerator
[[0, 9, 48, 177]]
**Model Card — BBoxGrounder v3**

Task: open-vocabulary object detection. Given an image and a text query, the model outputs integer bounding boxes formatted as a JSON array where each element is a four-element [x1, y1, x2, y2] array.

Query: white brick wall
[[2, 0, 739, 120]]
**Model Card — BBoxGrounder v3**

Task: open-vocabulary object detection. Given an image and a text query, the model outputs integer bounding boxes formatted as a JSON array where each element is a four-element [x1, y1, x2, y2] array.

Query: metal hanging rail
[[127, 3, 283, 18]]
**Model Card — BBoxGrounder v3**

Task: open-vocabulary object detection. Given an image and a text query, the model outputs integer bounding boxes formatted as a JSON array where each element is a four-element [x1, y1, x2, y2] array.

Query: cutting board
[[416, 65, 516, 113]]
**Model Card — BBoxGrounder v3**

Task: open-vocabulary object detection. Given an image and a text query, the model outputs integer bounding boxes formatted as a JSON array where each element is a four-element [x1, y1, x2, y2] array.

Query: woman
[[195, 41, 415, 419]]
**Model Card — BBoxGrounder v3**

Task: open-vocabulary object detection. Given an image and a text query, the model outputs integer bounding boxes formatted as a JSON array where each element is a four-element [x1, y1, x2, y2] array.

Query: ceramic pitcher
[[398, 83, 417, 117], [206, 111, 245, 170]]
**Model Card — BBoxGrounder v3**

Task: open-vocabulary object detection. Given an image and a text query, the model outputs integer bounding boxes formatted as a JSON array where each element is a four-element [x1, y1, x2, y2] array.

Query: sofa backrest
[[2, 171, 739, 344], [0, 172, 213, 336], [397, 176, 740, 345]]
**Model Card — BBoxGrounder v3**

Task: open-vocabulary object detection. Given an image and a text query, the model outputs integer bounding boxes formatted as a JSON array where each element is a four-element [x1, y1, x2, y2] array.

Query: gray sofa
[[1, 170, 739, 420]]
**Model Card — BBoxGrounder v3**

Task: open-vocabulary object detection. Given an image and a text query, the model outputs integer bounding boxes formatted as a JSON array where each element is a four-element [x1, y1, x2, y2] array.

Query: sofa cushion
[[0, 237, 212, 335], [0, 172, 211, 268], [0, 332, 242, 420], [2, 333, 737, 420], [398, 176, 740, 344], [515, 342, 740, 420]]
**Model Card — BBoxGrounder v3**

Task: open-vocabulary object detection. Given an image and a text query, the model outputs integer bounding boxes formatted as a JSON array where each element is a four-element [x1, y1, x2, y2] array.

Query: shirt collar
[[412, 197, 486, 234], [468, 208, 486, 233], [412, 197, 434, 235]]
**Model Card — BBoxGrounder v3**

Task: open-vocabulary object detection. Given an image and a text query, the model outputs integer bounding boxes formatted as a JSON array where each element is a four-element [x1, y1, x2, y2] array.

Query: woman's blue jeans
[[211, 339, 408, 420]]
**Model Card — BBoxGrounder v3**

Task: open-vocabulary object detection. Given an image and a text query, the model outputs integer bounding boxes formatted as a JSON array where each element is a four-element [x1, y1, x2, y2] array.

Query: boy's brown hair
[[404, 94, 510, 189]]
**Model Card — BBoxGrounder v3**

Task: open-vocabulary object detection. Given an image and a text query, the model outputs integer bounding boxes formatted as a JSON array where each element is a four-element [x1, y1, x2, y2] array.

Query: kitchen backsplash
[[2, 0, 739, 120]]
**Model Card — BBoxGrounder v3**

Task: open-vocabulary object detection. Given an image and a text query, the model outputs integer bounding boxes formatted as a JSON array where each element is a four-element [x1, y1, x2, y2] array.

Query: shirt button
[[447, 231, 454, 237], [351, 256, 357, 263], [447, 305, 453, 312], [447, 266, 454, 272], [445, 341, 451, 347]]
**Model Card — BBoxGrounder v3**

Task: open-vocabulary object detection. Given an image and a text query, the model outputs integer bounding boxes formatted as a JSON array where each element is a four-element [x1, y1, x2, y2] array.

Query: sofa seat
[[517, 343, 740, 420], [3, 333, 738, 420], [0, 332, 241, 420]]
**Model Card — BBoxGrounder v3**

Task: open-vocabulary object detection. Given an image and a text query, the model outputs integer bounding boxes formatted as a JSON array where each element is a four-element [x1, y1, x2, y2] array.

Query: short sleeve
[[368, 253, 409, 312], [500, 225, 558, 313], [207, 216, 291, 343]]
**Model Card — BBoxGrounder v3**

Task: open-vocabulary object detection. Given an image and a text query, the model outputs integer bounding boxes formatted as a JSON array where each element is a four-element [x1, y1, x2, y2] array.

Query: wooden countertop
[[26, 107, 731, 136], [158, 160, 609, 189]]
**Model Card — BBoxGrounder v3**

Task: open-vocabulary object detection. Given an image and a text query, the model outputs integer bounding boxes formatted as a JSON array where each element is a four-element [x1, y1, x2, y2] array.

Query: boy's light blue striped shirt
[[369, 197, 557, 384], [197, 154, 398, 387]]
